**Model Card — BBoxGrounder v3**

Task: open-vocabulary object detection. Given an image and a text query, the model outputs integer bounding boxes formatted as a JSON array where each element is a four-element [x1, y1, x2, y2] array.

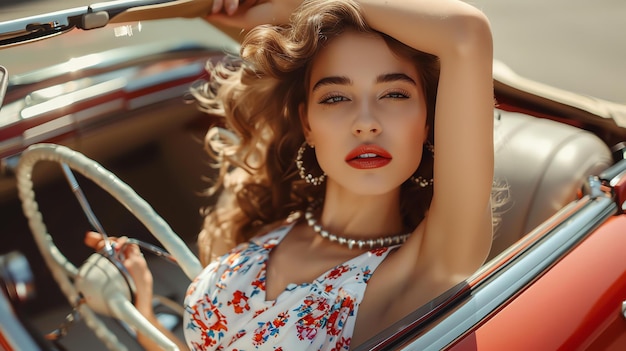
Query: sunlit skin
[[302, 30, 428, 239]]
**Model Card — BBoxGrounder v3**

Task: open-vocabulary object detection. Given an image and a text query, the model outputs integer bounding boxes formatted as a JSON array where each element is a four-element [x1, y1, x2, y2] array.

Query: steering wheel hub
[[75, 253, 133, 316]]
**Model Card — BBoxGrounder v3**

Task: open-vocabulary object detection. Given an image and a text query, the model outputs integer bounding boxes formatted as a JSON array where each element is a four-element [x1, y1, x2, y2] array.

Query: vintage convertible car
[[1, 1, 625, 350]]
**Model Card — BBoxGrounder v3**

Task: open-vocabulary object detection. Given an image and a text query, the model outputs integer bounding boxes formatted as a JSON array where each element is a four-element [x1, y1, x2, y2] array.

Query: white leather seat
[[489, 109, 613, 258]]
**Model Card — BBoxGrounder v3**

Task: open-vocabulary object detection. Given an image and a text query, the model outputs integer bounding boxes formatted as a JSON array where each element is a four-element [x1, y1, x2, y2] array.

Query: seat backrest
[[489, 109, 613, 259]]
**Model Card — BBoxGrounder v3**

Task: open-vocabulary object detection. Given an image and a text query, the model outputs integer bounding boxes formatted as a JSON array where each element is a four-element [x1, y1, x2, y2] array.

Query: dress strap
[[250, 221, 295, 247]]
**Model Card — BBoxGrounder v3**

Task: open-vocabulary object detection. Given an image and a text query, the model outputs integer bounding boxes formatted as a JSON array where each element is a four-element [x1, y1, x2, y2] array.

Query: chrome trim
[[587, 175, 606, 199], [0, 0, 179, 46], [8, 42, 213, 86], [602, 159, 626, 187], [0, 251, 35, 303], [0, 65, 7, 110], [0, 47, 214, 160], [0, 293, 41, 350], [0, 252, 40, 351]]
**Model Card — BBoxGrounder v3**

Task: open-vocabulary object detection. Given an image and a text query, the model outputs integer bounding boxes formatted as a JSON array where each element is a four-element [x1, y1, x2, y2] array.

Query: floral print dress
[[183, 222, 396, 350]]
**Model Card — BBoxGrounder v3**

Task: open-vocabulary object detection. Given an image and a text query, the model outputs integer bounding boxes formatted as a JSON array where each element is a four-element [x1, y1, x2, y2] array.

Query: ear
[[299, 103, 313, 144]]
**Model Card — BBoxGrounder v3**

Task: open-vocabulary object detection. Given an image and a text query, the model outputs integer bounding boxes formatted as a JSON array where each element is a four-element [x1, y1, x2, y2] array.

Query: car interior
[[487, 60, 618, 258], [488, 108, 612, 258]]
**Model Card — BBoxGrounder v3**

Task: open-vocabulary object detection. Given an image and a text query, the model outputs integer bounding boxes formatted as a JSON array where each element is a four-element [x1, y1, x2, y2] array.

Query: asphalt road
[[1, 0, 625, 103]]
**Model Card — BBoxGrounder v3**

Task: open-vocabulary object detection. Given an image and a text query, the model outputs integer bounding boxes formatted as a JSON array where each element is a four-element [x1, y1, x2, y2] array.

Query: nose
[[352, 106, 382, 136]]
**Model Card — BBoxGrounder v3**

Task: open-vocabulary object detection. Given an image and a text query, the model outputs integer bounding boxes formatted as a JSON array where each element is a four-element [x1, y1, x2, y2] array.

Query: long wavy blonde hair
[[192, 0, 440, 265]]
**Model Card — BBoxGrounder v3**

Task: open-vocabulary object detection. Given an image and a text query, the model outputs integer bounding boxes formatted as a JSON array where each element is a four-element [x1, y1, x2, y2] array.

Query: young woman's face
[[303, 30, 428, 195]]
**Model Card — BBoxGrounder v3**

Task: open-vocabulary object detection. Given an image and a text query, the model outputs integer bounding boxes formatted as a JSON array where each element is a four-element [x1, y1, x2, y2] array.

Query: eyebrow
[[312, 76, 351, 92], [378, 73, 417, 86], [311, 73, 417, 92]]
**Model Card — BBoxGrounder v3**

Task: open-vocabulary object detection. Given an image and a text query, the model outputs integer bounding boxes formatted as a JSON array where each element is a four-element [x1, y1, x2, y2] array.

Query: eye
[[319, 94, 349, 105], [382, 90, 410, 99]]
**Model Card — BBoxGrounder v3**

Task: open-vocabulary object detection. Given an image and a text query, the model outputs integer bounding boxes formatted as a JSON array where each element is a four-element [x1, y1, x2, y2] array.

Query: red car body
[[466, 216, 626, 350]]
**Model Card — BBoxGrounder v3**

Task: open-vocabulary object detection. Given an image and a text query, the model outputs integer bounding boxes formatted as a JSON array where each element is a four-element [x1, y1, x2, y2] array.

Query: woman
[[87, 0, 494, 349]]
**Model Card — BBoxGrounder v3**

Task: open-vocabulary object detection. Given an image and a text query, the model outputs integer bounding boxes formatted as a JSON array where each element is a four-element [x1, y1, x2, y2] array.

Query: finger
[[123, 242, 142, 258], [84, 231, 104, 249], [114, 236, 131, 259], [114, 238, 146, 261], [212, 0, 224, 14], [116, 236, 129, 248], [225, 0, 240, 15]]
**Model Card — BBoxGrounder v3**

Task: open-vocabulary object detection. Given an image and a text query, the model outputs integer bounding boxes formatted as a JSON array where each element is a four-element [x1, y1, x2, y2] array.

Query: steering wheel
[[15, 143, 202, 351]]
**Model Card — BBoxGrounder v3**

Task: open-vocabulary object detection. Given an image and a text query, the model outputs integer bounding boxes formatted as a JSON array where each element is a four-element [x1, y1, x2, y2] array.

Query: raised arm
[[357, 1, 494, 275]]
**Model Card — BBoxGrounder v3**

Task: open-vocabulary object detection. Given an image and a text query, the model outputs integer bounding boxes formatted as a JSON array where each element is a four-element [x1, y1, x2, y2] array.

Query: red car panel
[[451, 215, 626, 350]]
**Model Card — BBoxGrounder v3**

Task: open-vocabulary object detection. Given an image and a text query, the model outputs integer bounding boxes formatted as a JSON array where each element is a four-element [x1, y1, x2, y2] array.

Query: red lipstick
[[345, 144, 392, 169]]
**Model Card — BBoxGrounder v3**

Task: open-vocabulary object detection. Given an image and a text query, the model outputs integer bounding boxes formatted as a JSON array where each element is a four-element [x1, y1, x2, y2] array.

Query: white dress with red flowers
[[183, 222, 395, 351]]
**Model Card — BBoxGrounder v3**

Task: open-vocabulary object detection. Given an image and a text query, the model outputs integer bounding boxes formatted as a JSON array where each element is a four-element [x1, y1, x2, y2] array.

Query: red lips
[[345, 144, 392, 169]]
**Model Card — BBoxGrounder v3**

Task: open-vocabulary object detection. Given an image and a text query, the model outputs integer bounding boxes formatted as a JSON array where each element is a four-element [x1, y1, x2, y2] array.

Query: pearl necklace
[[304, 204, 411, 250]]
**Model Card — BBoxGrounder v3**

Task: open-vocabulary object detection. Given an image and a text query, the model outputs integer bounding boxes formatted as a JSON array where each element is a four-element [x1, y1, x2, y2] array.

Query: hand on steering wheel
[[84, 232, 155, 315]]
